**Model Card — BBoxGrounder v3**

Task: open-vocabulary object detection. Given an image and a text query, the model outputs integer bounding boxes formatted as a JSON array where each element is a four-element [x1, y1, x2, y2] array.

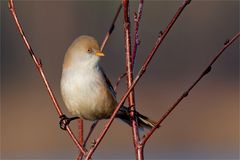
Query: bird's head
[[63, 35, 104, 69]]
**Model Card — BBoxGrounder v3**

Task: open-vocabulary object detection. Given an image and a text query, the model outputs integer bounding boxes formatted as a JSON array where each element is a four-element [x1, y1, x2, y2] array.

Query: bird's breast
[[61, 67, 116, 120]]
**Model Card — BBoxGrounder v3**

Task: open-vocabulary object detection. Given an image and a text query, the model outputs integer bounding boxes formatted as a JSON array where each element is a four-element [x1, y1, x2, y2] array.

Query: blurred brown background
[[1, 0, 239, 159]]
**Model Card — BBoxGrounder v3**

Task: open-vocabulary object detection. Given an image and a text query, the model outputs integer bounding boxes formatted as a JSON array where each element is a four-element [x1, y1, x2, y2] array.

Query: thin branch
[[8, 0, 87, 155], [65, 127, 86, 155], [83, 120, 99, 147], [85, 1, 190, 159], [8, 0, 62, 116], [114, 72, 127, 92], [132, 0, 144, 67], [77, 120, 98, 160], [122, 0, 141, 159], [100, 3, 122, 52], [141, 32, 240, 145]]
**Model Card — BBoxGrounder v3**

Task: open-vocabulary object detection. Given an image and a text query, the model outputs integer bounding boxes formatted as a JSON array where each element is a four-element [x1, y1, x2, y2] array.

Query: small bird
[[60, 35, 156, 130]]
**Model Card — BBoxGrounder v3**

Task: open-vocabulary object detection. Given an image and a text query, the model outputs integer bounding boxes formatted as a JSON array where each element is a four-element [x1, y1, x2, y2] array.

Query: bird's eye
[[87, 48, 92, 53]]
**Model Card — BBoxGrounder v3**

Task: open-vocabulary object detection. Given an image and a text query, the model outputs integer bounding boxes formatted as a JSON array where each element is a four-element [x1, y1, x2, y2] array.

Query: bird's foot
[[127, 105, 137, 115], [59, 114, 79, 130]]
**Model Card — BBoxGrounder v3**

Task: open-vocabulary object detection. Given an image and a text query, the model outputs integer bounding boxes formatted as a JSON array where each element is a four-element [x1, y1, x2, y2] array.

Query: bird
[[60, 35, 157, 130]]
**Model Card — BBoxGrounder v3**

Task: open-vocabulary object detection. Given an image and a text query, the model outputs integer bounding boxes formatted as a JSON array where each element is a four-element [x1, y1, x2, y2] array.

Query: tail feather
[[117, 106, 158, 129], [137, 113, 158, 129]]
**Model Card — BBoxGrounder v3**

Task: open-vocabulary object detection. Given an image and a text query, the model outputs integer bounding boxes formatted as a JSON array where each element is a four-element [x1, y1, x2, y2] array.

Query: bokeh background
[[1, 0, 239, 159]]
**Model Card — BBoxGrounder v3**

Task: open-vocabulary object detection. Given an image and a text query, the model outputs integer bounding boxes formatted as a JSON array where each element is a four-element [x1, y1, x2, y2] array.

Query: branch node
[[91, 139, 96, 148], [156, 123, 161, 128], [224, 39, 230, 45], [37, 57, 42, 67], [8, 0, 13, 10], [136, 36, 141, 46], [183, 91, 189, 98], [203, 66, 212, 76], [134, 12, 138, 21], [140, 66, 146, 75], [159, 31, 163, 37]]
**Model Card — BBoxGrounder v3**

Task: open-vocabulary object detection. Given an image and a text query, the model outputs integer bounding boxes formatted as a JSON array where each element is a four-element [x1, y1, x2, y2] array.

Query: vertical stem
[[76, 119, 84, 160], [78, 119, 84, 146], [137, 145, 144, 160], [122, 0, 142, 159], [132, 0, 144, 67]]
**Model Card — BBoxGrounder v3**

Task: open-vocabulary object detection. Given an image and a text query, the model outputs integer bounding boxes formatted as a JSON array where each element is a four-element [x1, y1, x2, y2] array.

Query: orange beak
[[95, 51, 105, 57]]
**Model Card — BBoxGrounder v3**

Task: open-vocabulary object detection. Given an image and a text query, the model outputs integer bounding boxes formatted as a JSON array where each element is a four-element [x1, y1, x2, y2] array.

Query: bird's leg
[[59, 114, 79, 130]]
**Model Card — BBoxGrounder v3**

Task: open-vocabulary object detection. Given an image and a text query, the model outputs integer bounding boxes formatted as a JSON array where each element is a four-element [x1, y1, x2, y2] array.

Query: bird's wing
[[99, 67, 116, 97]]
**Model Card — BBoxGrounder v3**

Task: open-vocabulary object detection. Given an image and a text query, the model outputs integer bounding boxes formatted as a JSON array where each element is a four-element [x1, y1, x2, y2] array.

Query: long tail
[[117, 106, 157, 129]]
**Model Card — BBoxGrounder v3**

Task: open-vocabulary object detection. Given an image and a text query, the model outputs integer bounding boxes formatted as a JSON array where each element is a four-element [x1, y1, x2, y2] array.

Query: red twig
[[141, 32, 240, 145], [100, 3, 122, 52], [83, 120, 99, 147], [8, 0, 61, 116], [77, 120, 98, 160], [85, 1, 190, 159], [76, 119, 84, 160], [78, 119, 84, 145], [8, 0, 86, 155], [122, 0, 141, 159], [132, 0, 144, 67], [114, 72, 127, 92], [65, 127, 86, 155]]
